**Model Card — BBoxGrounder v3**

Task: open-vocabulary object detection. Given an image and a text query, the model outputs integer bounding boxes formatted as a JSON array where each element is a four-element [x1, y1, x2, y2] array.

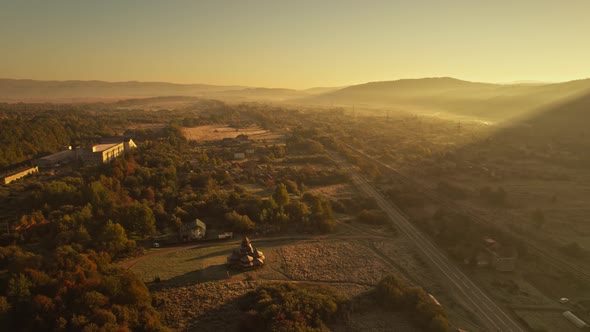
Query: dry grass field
[[182, 124, 282, 142], [115, 99, 201, 111], [126, 224, 482, 331], [275, 240, 390, 287], [306, 183, 353, 201]]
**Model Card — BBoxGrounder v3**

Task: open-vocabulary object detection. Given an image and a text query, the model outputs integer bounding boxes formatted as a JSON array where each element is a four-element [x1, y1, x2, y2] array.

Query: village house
[[235, 134, 249, 143], [178, 219, 207, 242], [222, 134, 249, 145], [233, 152, 246, 160], [218, 231, 233, 240], [479, 237, 518, 272], [221, 137, 236, 147]]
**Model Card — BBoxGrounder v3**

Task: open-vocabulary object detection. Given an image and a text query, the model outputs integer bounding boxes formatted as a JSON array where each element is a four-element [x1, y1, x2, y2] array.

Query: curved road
[[331, 152, 524, 332]]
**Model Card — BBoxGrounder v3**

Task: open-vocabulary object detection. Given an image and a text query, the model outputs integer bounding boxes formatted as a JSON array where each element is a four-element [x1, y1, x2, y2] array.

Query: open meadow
[[182, 124, 282, 143], [127, 212, 484, 331]]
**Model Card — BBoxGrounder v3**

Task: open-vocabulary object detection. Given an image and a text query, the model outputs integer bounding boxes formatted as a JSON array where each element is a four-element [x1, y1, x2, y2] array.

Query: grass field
[[126, 225, 482, 331], [182, 124, 281, 142]]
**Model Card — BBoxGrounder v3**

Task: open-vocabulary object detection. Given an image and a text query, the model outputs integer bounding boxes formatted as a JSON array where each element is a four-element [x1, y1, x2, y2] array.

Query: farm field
[[182, 124, 282, 143]]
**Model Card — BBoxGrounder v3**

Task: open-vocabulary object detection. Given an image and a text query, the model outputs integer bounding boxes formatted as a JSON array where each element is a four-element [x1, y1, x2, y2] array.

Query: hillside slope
[[303, 77, 590, 121]]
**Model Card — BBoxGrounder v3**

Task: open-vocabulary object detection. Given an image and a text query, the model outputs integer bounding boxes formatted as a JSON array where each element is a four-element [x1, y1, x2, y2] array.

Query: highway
[[330, 152, 525, 332]]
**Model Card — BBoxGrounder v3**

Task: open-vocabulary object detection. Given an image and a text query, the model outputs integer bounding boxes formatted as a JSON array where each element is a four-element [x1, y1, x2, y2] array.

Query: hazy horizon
[[2, 0, 590, 89], [1, 76, 587, 91]]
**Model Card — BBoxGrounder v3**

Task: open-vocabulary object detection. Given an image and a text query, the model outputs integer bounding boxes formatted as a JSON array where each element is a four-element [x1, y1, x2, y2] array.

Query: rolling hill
[[3, 77, 590, 123], [303, 77, 590, 121]]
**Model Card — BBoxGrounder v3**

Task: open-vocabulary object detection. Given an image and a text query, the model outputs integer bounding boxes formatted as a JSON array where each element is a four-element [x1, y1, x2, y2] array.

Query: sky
[[1, 0, 589, 89]]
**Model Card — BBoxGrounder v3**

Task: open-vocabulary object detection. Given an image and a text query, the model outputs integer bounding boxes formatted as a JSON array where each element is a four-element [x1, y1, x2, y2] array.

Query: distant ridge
[[0, 78, 247, 99], [302, 77, 590, 121], [4, 77, 590, 122]]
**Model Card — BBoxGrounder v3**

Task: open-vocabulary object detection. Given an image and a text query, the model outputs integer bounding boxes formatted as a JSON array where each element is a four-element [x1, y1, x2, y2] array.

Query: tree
[[99, 220, 134, 256], [283, 180, 299, 195], [284, 201, 310, 223], [242, 283, 343, 331], [272, 184, 290, 207], [375, 275, 450, 332], [119, 202, 156, 238], [7, 274, 31, 303], [225, 211, 255, 233]]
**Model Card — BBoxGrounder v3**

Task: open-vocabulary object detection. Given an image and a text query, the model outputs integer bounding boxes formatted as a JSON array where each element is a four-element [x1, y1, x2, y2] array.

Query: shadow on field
[[151, 263, 230, 288], [184, 249, 233, 262]]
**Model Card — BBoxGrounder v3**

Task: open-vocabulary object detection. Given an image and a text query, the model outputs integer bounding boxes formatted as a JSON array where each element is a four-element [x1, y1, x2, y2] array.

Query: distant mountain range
[[2, 77, 590, 121], [0, 78, 342, 102], [0, 79, 246, 100]]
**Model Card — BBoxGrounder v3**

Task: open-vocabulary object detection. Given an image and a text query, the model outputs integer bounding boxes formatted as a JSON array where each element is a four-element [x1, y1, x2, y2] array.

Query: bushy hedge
[[374, 275, 450, 332], [239, 283, 346, 332]]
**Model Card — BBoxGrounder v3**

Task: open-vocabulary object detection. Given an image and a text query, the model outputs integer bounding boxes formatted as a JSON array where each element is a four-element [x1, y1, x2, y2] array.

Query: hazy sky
[[1, 0, 589, 88]]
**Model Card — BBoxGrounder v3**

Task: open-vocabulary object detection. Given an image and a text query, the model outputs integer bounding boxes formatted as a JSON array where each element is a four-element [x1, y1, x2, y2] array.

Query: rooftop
[[92, 143, 120, 152], [39, 149, 74, 162], [100, 136, 133, 144]]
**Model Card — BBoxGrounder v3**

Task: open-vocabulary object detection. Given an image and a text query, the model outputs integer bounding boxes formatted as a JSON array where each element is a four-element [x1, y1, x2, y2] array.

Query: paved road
[[331, 152, 524, 332]]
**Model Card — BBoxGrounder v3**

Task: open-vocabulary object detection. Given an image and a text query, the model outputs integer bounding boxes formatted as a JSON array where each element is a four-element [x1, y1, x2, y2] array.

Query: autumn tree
[[119, 202, 156, 238], [225, 211, 255, 233], [272, 183, 290, 207]]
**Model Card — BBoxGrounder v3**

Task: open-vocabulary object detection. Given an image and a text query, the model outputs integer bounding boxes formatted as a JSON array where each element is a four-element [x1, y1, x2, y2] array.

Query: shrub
[[241, 283, 345, 332], [436, 181, 469, 200], [225, 211, 255, 233], [480, 186, 507, 206], [374, 275, 450, 332], [357, 209, 386, 225]]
